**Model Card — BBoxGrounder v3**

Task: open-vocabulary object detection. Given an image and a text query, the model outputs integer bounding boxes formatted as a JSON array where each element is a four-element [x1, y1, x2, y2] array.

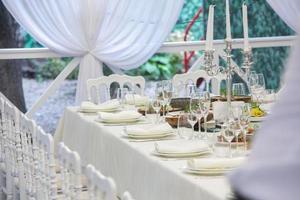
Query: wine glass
[[232, 83, 246, 96], [125, 90, 136, 110], [177, 112, 193, 140], [117, 88, 129, 109], [190, 93, 203, 139], [239, 104, 251, 152], [186, 83, 196, 98], [199, 91, 211, 139], [151, 98, 161, 124], [230, 107, 243, 155], [223, 120, 235, 158], [163, 87, 173, 117], [187, 112, 198, 139]]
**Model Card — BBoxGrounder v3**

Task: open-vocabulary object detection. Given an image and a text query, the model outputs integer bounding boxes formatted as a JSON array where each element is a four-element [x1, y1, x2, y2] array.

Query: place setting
[[122, 123, 176, 142], [78, 99, 121, 114]]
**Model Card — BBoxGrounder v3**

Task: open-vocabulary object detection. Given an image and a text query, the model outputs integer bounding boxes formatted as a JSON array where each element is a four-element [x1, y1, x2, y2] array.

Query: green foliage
[[126, 53, 183, 81], [23, 33, 42, 48], [35, 58, 78, 81], [204, 0, 293, 89], [174, 0, 204, 40]]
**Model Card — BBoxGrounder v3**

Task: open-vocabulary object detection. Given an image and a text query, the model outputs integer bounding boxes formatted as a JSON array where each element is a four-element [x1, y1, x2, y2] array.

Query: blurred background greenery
[[23, 0, 293, 90]]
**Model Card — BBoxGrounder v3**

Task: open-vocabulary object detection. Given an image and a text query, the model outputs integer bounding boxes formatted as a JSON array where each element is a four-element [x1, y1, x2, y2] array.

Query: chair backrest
[[2, 101, 17, 199], [19, 113, 37, 198], [121, 191, 135, 200], [172, 70, 226, 96], [87, 74, 145, 103], [0, 97, 4, 163], [57, 142, 82, 200], [85, 164, 117, 200], [36, 126, 57, 200]]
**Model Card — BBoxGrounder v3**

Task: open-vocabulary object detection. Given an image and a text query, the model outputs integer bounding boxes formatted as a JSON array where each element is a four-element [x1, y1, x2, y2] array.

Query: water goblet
[[232, 83, 246, 96], [222, 120, 237, 158], [187, 112, 198, 139], [151, 98, 161, 124], [199, 91, 211, 139]]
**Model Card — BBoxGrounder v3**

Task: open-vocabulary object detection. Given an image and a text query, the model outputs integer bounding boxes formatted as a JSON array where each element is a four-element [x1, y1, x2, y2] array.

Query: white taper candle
[[226, 0, 231, 40], [243, 3, 249, 51], [205, 5, 212, 51], [209, 5, 215, 50]]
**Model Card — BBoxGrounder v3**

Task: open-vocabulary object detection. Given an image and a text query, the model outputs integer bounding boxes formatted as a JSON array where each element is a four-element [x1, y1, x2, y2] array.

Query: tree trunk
[[0, 2, 26, 112]]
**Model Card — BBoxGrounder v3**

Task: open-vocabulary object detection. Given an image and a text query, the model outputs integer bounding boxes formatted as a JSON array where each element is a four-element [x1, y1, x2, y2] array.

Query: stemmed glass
[[199, 91, 210, 139], [151, 98, 161, 124], [231, 107, 243, 154], [189, 93, 203, 139], [186, 83, 196, 98], [222, 120, 235, 158], [117, 88, 129, 109], [249, 72, 266, 103], [239, 104, 251, 152], [187, 113, 198, 139], [232, 83, 246, 96]]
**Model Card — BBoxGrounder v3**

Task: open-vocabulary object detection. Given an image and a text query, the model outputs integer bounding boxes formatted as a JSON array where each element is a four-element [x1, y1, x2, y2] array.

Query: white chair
[[172, 70, 226, 96], [19, 113, 37, 199], [85, 164, 117, 200], [36, 126, 57, 200], [57, 142, 83, 200], [0, 97, 6, 200], [87, 74, 145, 103], [121, 191, 135, 200], [2, 101, 17, 200]]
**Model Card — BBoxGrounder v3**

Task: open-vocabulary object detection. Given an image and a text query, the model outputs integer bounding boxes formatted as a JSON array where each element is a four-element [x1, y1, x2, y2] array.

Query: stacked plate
[[183, 157, 245, 175], [250, 116, 265, 122], [153, 140, 210, 158], [123, 123, 174, 139], [79, 100, 120, 113], [95, 110, 143, 124]]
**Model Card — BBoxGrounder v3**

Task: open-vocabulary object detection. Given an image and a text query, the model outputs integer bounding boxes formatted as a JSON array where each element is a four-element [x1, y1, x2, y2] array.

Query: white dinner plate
[[78, 107, 120, 113], [152, 150, 210, 158], [182, 166, 233, 175], [95, 117, 141, 123], [250, 116, 265, 122], [123, 132, 175, 139]]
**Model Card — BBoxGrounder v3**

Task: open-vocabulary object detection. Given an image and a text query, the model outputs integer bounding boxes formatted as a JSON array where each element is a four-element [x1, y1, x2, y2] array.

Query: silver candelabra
[[203, 39, 252, 111]]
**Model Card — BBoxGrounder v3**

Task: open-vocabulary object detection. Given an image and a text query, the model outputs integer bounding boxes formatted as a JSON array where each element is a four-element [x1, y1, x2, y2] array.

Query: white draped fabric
[[267, 0, 300, 32], [230, 1, 300, 200], [2, 0, 184, 104]]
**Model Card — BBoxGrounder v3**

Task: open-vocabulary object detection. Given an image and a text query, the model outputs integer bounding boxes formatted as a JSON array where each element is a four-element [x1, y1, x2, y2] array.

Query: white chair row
[[86, 70, 226, 104], [57, 142, 135, 200], [0, 93, 135, 200], [0, 94, 58, 200]]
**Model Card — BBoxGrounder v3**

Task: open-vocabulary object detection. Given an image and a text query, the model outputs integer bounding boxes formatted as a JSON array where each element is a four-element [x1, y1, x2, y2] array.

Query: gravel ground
[[23, 78, 157, 134]]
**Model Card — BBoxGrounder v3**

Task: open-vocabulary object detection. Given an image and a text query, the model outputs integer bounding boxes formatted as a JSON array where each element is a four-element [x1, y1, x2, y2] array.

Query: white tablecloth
[[54, 107, 230, 200]]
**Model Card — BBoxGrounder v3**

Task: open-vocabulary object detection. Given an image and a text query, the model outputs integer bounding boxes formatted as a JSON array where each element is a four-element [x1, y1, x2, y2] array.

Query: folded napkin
[[99, 110, 142, 122], [81, 100, 120, 111], [126, 94, 149, 106], [126, 123, 173, 136], [155, 140, 209, 154], [187, 157, 246, 170]]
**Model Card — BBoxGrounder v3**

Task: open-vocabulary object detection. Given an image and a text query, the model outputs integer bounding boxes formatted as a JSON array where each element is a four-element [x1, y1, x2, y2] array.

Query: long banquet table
[[54, 107, 231, 200]]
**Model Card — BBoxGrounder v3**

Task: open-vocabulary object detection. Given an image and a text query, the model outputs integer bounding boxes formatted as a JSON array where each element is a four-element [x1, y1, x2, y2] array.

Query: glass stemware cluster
[[221, 103, 251, 157], [188, 84, 211, 140], [249, 72, 266, 103], [150, 80, 173, 124]]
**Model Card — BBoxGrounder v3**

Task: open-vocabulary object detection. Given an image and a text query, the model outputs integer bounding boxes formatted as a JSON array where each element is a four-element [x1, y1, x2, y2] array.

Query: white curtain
[[267, 0, 300, 32], [2, 0, 184, 104]]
